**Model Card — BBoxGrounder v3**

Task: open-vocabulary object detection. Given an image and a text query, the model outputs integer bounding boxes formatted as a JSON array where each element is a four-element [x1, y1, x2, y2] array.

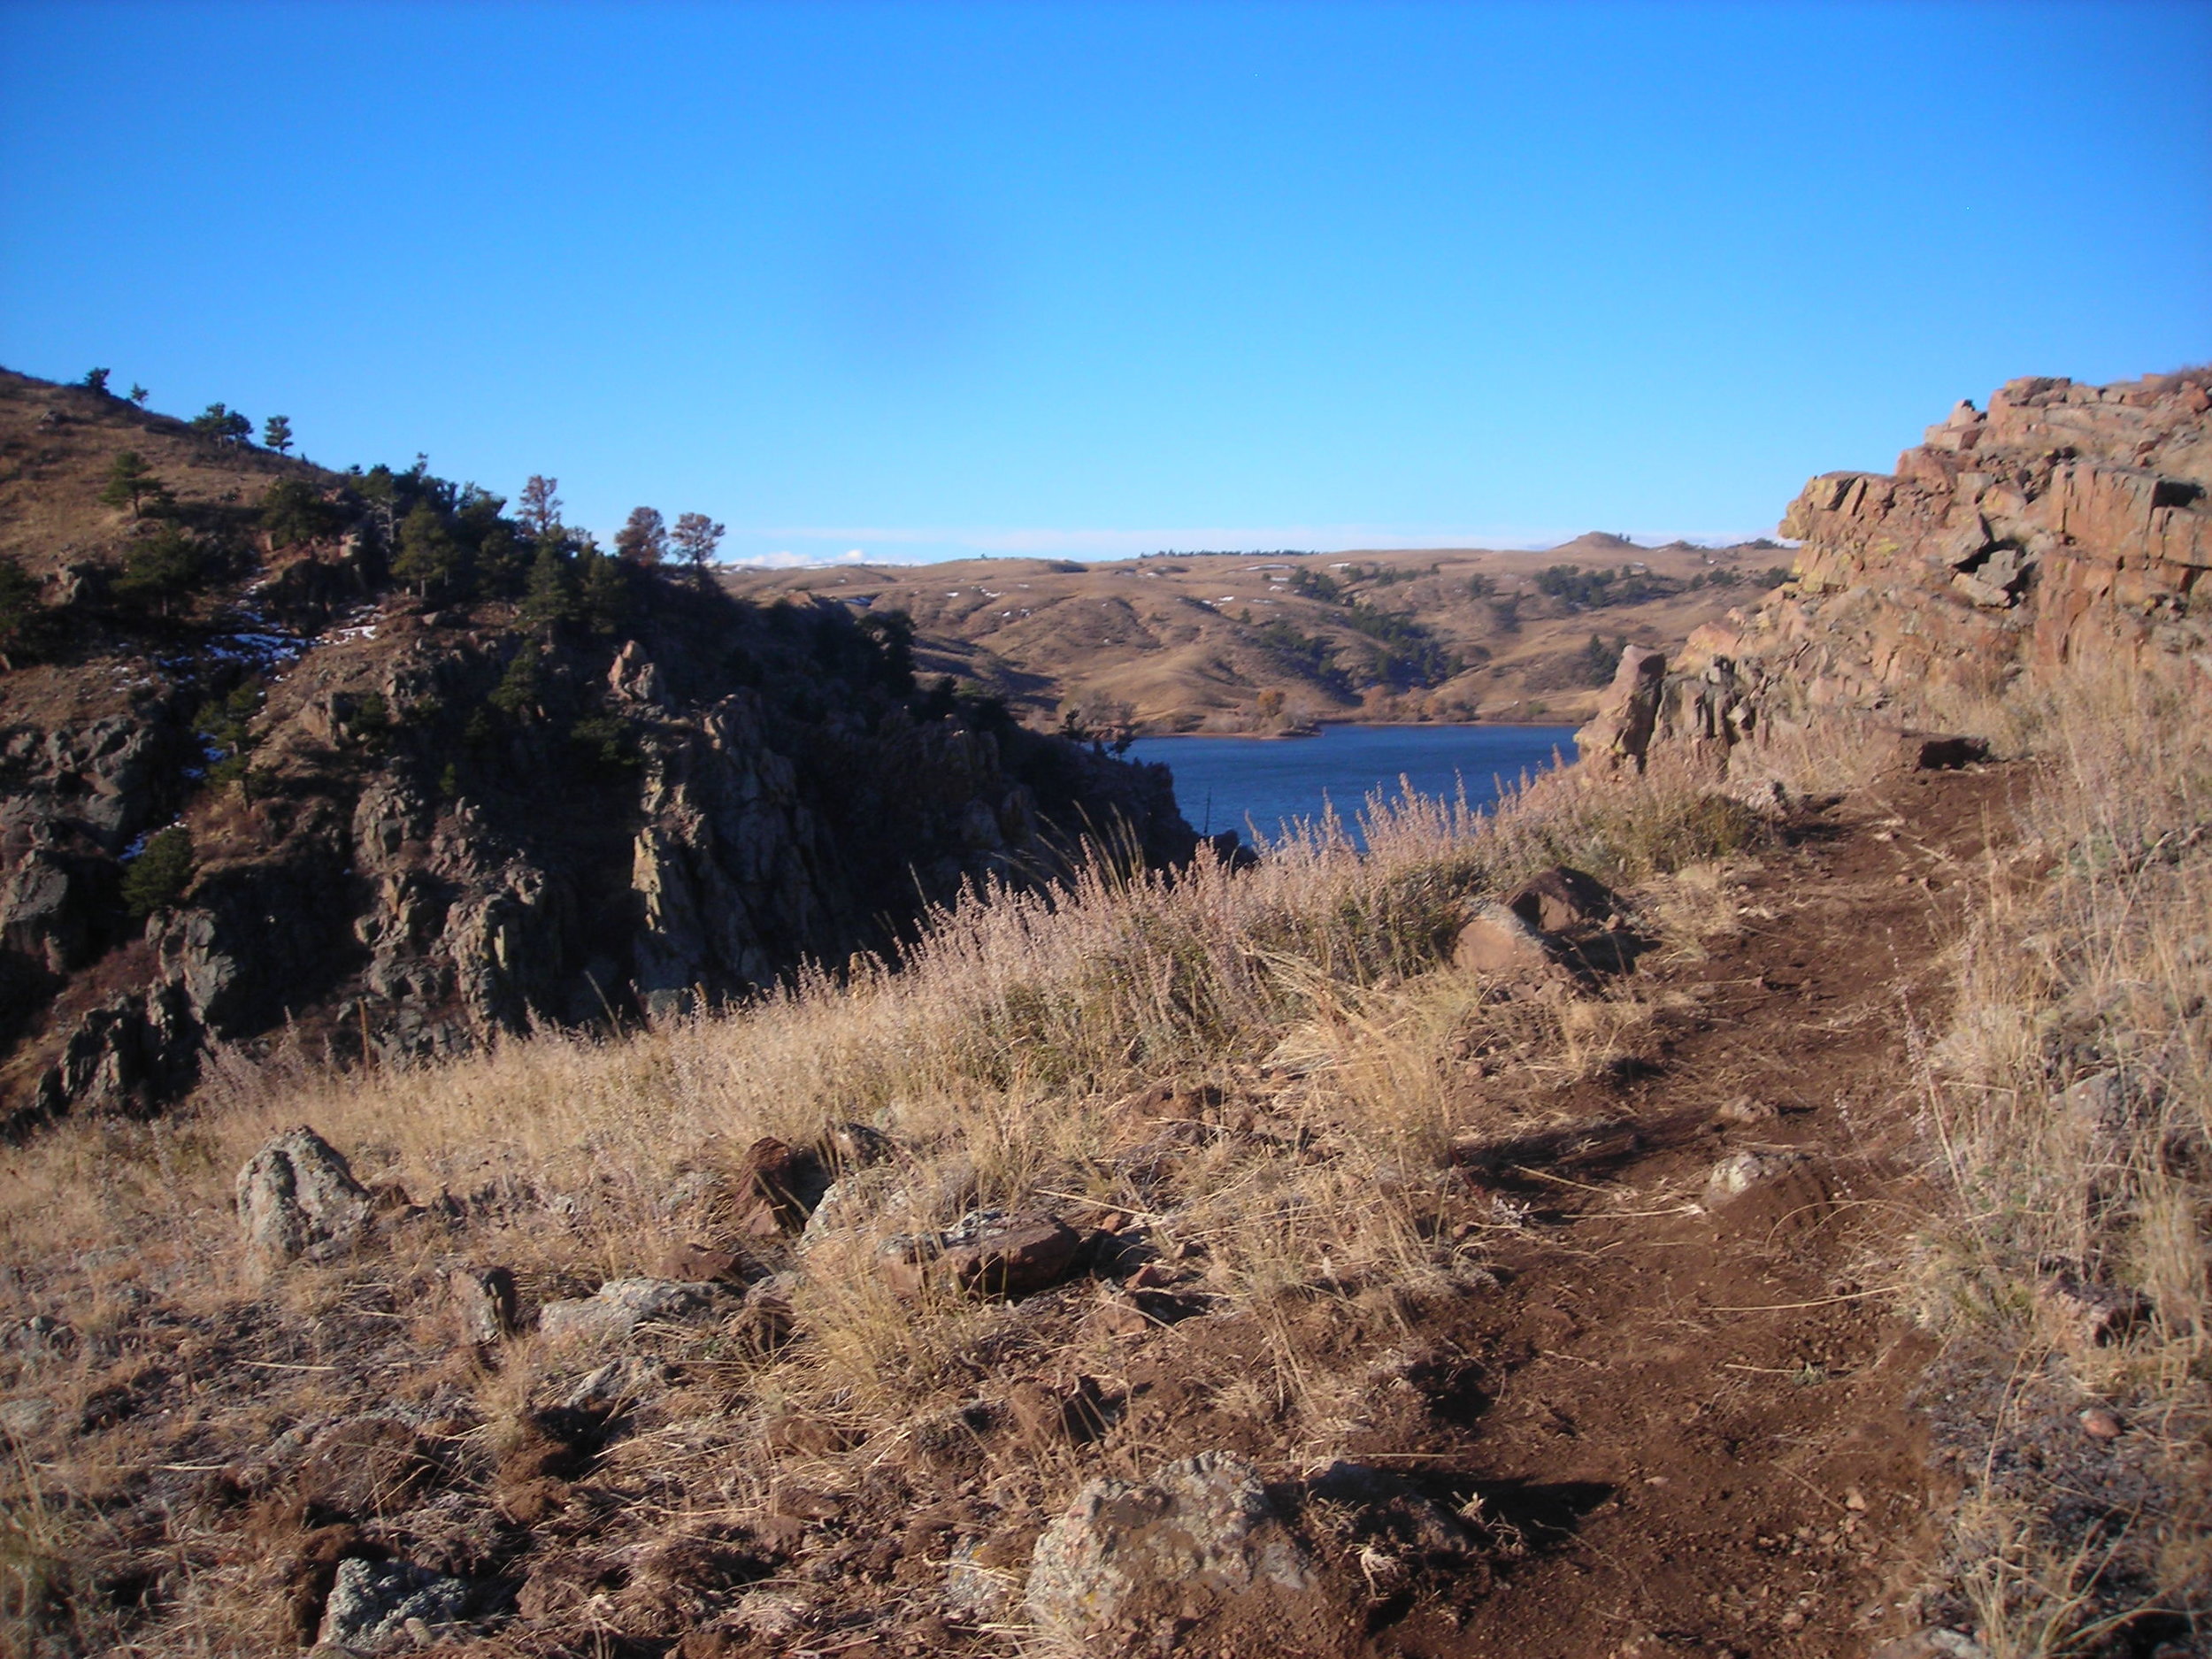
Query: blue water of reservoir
[[1126, 724, 1579, 849]]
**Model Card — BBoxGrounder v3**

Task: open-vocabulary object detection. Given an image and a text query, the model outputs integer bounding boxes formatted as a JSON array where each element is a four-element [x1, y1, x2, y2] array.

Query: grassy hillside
[[0, 369, 322, 580], [724, 534, 1793, 734], [4, 656, 2200, 1655]]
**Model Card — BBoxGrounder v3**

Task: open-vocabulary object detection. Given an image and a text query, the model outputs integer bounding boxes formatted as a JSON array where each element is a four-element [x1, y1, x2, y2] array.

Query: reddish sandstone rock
[[731, 1136, 827, 1236], [878, 1210, 1081, 1301], [1590, 371, 2210, 780], [1575, 645, 1667, 772], [1503, 866, 1618, 934]]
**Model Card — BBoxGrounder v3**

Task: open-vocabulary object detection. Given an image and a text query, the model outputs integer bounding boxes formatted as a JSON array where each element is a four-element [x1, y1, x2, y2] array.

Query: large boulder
[[1574, 645, 1667, 772], [234, 1126, 373, 1263], [1025, 1452, 1316, 1647], [317, 1556, 488, 1652], [1451, 900, 1559, 978], [1503, 865, 1619, 934], [28, 980, 200, 1125]]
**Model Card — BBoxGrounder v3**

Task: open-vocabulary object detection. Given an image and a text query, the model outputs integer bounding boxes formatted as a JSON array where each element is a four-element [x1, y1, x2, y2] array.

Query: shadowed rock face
[[1578, 369, 2211, 772], [3, 566, 1196, 1133]]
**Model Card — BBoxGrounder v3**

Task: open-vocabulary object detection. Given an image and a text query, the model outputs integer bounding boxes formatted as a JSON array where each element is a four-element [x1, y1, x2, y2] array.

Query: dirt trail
[[1402, 763, 2024, 1656]]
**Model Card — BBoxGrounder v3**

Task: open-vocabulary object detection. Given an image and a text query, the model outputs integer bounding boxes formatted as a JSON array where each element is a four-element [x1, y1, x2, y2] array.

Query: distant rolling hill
[[722, 534, 1793, 735]]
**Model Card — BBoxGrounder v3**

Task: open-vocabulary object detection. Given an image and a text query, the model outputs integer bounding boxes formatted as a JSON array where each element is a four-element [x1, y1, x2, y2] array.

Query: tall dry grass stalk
[[1, 754, 1765, 1280], [1909, 658, 2209, 1654]]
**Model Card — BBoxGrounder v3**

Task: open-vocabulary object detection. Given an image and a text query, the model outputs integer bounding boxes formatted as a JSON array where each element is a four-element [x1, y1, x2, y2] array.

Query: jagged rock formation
[[2, 567, 1196, 1133], [1578, 368, 2210, 771]]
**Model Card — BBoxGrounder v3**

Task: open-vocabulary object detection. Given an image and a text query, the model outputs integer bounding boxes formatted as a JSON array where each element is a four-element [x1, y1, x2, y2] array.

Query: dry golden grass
[[7, 664, 2203, 1655], [0, 749, 1770, 1652], [1902, 659, 2210, 1654], [721, 540, 1786, 733]]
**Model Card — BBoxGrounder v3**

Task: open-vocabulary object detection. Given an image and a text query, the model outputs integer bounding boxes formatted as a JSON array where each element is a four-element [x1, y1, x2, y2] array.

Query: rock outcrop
[[3, 569, 1197, 1130], [1579, 369, 2210, 771]]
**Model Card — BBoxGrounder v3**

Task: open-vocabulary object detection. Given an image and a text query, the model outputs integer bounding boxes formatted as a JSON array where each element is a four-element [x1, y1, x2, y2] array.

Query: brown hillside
[[0, 369, 324, 580], [723, 538, 1792, 735]]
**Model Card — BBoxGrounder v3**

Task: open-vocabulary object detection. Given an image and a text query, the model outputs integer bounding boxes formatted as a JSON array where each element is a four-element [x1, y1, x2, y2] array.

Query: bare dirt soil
[[1047, 764, 2026, 1659]]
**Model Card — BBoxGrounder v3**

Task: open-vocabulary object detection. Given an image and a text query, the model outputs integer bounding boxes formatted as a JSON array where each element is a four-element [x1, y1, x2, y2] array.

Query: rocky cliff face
[[1, 577, 1195, 1132], [1578, 368, 2211, 772]]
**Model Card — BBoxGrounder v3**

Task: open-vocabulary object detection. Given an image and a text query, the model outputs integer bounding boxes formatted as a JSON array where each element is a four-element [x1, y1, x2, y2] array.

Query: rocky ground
[[12, 745, 2162, 1659]]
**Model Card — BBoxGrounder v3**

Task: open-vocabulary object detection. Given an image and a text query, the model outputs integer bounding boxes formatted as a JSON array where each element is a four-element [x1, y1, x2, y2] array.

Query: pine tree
[[116, 526, 206, 616], [260, 479, 343, 548], [394, 501, 465, 597], [121, 827, 196, 918], [614, 506, 667, 566], [517, 475, 564, 543], [672, 511, 726, 585], [127, 383, 150, 407], [191, 403, 252, 445], [488, 643, 545, 720], [578, 546, 630, 634], [520, 544, 577, 627], [81, 367, 111, 395], [263, 414, 294, 455], [100, 450, 167, 518]]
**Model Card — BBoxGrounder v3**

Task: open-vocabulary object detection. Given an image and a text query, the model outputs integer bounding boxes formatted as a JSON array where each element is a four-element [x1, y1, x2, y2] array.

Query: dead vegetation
[[0, 664, 2204, 1657]]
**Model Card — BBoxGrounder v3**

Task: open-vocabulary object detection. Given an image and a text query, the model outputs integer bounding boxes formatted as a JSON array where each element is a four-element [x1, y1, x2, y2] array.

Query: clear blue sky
[[4, 2, 2207, 565]]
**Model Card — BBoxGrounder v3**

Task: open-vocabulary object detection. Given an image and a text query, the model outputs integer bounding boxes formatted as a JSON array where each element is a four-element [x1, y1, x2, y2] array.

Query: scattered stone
[[537, 1277, 723, 1344], [655, 1241, 754, 1285], [235, 1125, 373, 1263], [1903, 733, 1991, 771], [796, 1162, 907, 1254], [818, 1120, 898, 1173], [1452, 901, 1559, 977], [561, 1356, 672, 1412], [1503, 865, 1619, 933], [2078, 1406, 2124, 1441], [1710, 1095, 1779, 1129], [316, 1556, 481, 1653], [1025, 1451, 1315, 1644], [1705, 1148, 1808, 1203], [448, 1264, 518, 1344], [943, 1538, 1019, 1619], [879, 1209, 1081, 1300], [731, 1136, 829, 1236], [1086, 1285, 1206, 1340]]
